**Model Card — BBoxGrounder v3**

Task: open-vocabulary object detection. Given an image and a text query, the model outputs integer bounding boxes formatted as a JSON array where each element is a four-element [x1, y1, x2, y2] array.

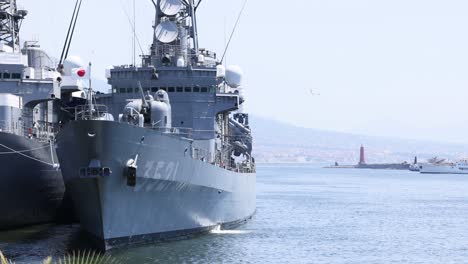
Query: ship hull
[[0, 132, 65, 229], [420, 164, 468, 174], [57, 120, 256, 250]]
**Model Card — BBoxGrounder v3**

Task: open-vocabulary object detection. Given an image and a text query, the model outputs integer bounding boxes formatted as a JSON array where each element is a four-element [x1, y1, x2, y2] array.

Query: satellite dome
[[225, 65, 243, 88], [155, 20, 179, 43], [160, 0, 182, 16]]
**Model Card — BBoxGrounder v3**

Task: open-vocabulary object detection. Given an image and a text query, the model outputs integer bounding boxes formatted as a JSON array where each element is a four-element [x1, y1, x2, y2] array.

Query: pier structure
[[327, 145, 410, 170]]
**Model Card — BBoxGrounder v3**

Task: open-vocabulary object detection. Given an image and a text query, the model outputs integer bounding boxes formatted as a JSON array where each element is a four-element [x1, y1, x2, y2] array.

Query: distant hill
[[250, 116, 468, 164]]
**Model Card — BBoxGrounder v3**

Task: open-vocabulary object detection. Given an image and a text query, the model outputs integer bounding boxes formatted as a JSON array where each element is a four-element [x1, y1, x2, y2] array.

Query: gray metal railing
[[75, 104, 109, 121], [154, 44, 188, 63], [0, 119, 58, 142], [148, 126, 194, 138]]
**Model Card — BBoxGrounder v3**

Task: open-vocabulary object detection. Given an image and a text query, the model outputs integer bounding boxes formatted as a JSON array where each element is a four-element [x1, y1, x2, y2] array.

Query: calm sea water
[[2, 164, 468, 263]]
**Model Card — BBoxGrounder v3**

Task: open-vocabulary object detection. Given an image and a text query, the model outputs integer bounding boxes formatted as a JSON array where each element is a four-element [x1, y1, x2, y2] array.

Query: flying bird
[[309, 89, 321, 96]]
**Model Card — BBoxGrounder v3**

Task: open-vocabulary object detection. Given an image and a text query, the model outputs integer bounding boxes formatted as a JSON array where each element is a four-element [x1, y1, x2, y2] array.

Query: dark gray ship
[[0, 0, 85, 229], [57, 0, 256, 250]]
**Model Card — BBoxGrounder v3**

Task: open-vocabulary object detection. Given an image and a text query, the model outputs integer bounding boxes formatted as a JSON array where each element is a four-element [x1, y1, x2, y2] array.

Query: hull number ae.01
[[143, 161, 180, 181]]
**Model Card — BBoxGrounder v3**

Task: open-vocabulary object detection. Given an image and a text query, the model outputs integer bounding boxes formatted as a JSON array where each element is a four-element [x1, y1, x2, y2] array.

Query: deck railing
[[0, 120, 58, 142], [75, 104, 110, 121]]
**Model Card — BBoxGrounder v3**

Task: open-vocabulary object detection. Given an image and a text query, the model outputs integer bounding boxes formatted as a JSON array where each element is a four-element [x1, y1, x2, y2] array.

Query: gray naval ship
[[0, 0, 85, 229], [57, 0, 256, 250]]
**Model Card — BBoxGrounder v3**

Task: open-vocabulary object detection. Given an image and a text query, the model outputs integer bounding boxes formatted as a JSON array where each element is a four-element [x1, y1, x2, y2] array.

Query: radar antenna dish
[[160, 0, 183, 16], [155, 20, 179, 43]]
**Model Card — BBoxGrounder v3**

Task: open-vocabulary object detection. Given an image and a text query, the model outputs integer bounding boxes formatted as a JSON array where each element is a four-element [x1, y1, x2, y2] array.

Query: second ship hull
[[0, 132, 65, 229], [420, 164, 468, 174], [57, 120, 256, 250]]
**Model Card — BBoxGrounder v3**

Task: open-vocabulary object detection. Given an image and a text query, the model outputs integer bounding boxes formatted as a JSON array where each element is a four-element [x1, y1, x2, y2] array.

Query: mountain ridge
[[250, 116, 468, 164]]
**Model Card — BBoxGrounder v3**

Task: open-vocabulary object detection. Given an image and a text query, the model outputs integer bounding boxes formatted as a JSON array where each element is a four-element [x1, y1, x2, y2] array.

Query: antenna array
[[0, 0, 27, 52]]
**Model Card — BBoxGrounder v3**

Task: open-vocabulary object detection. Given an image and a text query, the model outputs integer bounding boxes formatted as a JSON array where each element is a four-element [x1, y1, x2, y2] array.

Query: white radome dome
[[225, 65, 243, 88]]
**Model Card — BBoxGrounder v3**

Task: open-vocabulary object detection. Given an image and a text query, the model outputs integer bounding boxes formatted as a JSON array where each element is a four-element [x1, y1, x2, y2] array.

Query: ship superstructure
[[0, 0, 84, 229], [420, 159, 468, 174], [57, 0, 256, 250]]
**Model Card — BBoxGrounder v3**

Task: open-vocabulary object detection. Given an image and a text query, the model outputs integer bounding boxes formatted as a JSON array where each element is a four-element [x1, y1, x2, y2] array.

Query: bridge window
[[201, 87, 208, 93], [177, 87, 183, 92], [151, 87, 158, 93], [184, 87, 191, 93], [168, 87, 175, 93], [193, 87, 200, 93], [127, 88, 134, 93], [12, 73, 21, 79], [3, 73, 10, 79]]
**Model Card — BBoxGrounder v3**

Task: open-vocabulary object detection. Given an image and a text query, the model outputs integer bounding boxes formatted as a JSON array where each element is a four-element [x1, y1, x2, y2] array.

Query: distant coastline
[[252, 116, 468, 165], [325, 163, 410, 170], [324, 145, 411, 170]]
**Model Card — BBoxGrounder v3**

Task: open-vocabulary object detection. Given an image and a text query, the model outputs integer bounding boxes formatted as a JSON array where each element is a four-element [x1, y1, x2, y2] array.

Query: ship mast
[[150, 0, 199, 67], [0, 0, 27, 53], [188, 0, 199, 54]]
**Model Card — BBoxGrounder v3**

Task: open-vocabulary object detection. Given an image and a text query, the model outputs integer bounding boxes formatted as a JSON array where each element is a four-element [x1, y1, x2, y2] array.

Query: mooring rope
[[0, 144, 50, 155], [0, 143, 58, 168]]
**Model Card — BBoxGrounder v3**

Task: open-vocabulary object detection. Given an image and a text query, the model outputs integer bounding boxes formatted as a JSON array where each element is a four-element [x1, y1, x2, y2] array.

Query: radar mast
[[0, 0, 27, 52], [150, 0, 200, 67]]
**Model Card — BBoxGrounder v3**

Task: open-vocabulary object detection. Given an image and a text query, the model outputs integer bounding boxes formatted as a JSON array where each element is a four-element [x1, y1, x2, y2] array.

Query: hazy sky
[[19, 0, 468, 144]]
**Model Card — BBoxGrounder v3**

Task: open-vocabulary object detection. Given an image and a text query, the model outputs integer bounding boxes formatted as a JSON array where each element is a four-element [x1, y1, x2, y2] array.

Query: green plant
[[0, 251, 121, 264], [0, 251, 13, 264], [55, 251, 121, 264]]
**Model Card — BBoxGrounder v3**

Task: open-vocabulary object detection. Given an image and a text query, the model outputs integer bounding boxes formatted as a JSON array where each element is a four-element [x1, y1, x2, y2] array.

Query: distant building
[[359, 145, 366, 165]]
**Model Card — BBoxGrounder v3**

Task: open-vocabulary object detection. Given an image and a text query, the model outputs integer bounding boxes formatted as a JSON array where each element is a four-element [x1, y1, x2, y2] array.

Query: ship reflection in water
[[0, 225, 84, 263], [0, 223, 257, 264]]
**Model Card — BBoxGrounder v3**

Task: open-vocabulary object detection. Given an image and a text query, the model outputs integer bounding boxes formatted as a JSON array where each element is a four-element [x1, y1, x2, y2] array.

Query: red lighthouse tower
[[359, 145, 366, 165]]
